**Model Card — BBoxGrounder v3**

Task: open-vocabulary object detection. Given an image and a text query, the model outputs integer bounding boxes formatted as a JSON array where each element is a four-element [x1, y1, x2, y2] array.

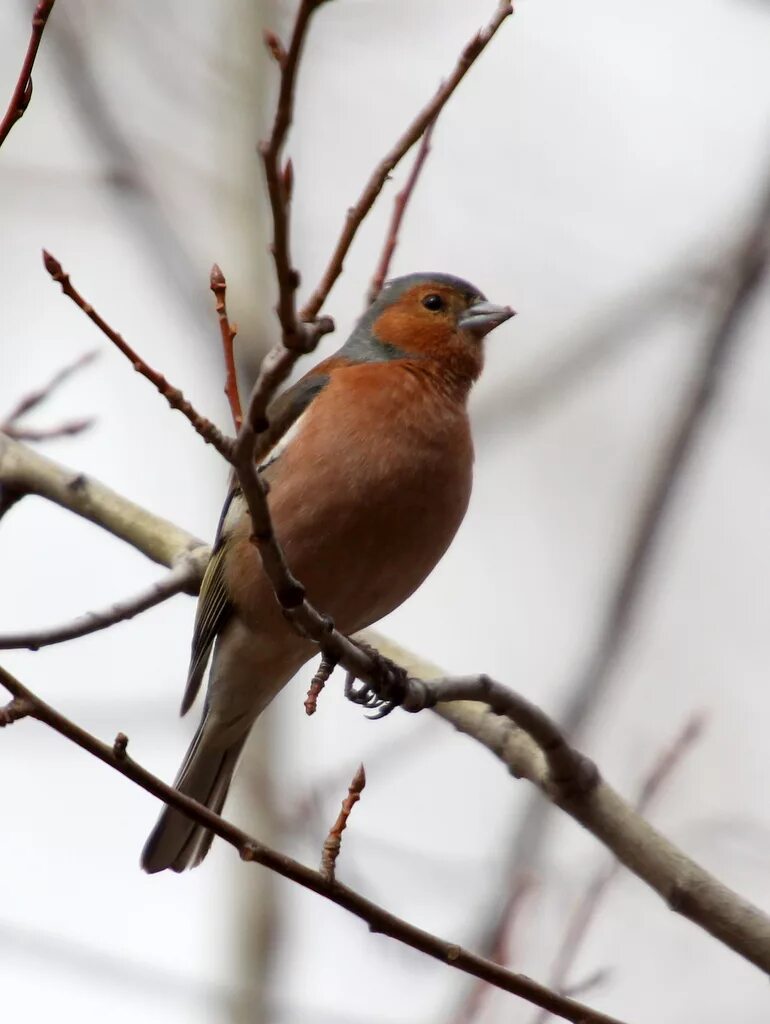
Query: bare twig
[[320, 763, 366, 881], [299, 1, 514, 321], [2, 350, 97, 427], [210, 264, 242, 430], [0, 0, 56, 149], [366, 119, 437, 306], [0, 663, 624, 1024], [305, 653, 337, 716], [396, 674, 599, 800], [533, 714, 707, 1024], [3, 418, 94, 443], [0, 553, 204, 651], [259, 0, 333, 352], [42, 251, 231, 455]]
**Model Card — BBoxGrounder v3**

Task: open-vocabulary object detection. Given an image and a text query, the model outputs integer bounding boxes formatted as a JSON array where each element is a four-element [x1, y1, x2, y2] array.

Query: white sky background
[[1, 1, 770, 1022]]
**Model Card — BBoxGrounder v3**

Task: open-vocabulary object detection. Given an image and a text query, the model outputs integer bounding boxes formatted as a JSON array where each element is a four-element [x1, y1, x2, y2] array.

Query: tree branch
[[42, 251, 232, 455], [0, 0, 56, 149], [359, 630, 770, 976], [210, 264, 242, 431], [299, 1, 513, 321], [532, 713, 707, 1024], [3, 430, 768, 976], [366, 118, 436, 306], [0, 433, 205, 569], [259, 0, 332, 353], [0, 663, 625, 1024], [0, 552, 205, 651]]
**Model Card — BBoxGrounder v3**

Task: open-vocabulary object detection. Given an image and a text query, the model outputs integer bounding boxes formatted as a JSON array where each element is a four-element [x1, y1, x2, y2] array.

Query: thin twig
[[300, 1, 513, 321], [398, 674, 599, 801], [320, 763, 366, 881], [533, 714, 707, 1024], [259, 0, 331, 352], [366, 118, 437, 306], [305, 653, 337, 716], [2, 350, 97, 427], [0, 0, 56, 148], [0, 554, 202, 651], [3, 418, 94, 443], [0, 663, 625, 1024], [210, 264, 242, 430], [42, 251, 232, 455]]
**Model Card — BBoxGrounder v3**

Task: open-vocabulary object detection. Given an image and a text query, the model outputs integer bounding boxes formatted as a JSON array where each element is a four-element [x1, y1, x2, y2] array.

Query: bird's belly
[[227, 414, 473, 640]]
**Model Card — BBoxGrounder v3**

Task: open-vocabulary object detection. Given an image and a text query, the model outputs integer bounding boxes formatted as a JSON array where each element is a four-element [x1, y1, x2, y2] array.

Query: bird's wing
[[179, 369, 332, 716]]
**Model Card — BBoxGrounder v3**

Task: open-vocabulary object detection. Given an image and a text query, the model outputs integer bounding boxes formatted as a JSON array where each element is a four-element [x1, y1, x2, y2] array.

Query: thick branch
[[0, 663, 623, 1024], [533, 714, 706, 1024], [299, 1, 513, 321], [359, 630, 770, 976], [0, 433, 204, 570], [0, 0, 56, 148]]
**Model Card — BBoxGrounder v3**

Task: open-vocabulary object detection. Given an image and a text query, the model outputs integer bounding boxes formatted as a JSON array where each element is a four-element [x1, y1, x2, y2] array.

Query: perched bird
[[141, 272, 514, 873]]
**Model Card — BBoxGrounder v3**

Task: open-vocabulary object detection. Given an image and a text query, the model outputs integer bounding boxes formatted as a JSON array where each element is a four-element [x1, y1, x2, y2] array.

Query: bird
[[141, 272, 514, 873]]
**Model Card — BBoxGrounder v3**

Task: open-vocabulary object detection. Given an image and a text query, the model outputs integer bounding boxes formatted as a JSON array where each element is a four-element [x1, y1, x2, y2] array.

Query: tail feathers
[[141, 716, 247, 874]]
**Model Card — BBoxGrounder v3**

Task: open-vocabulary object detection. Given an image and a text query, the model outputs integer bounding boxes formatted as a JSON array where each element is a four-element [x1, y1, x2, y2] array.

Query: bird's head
[[344, 273, 515, 394]]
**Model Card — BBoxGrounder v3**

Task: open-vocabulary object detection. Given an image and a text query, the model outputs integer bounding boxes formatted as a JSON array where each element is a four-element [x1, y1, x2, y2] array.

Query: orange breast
[[225, 361, 474, 638]]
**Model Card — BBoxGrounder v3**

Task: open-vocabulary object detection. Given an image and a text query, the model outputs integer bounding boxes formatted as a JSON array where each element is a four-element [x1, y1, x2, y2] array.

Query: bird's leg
[[344, 640, 409, 719]]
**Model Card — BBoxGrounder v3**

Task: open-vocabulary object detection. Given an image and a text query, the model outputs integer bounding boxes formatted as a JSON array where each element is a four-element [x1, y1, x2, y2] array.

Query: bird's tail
[[140, 712, 248, 874]]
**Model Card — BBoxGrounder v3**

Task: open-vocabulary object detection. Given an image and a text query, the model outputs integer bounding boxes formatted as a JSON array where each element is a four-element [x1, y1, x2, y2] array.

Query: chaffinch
[[141, 272, 514, 873]]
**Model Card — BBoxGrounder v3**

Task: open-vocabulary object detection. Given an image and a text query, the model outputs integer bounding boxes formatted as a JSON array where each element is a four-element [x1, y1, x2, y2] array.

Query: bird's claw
[[344, 644, 409, 720]]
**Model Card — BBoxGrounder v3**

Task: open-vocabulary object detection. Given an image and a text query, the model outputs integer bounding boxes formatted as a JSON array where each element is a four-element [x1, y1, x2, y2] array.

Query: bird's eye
[[422, 293, 444, 312]]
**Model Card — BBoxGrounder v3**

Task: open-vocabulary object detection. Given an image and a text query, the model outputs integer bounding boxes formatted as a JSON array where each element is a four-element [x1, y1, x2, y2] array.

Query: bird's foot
[[344, 642, 409, 719]]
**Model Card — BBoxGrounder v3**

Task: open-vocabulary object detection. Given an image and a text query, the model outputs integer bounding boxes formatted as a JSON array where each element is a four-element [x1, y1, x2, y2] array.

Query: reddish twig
[[366, 118, 437, 306], [259, 0, 332, 352], [0, 663, 625, 1024], [42, 251, 231, 456], [320, 763, 366, 881], [300, 1, 513, 321], [0, 552, 204, 651], [0, 0, 57, 149], [533, 714, 707, 1024], [210, 264, 242, 430], [305, 653, 337, 716]]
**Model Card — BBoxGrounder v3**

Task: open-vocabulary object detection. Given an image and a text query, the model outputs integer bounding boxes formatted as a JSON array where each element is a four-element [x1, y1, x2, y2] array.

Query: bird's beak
[[457, 300, 516, 336]]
